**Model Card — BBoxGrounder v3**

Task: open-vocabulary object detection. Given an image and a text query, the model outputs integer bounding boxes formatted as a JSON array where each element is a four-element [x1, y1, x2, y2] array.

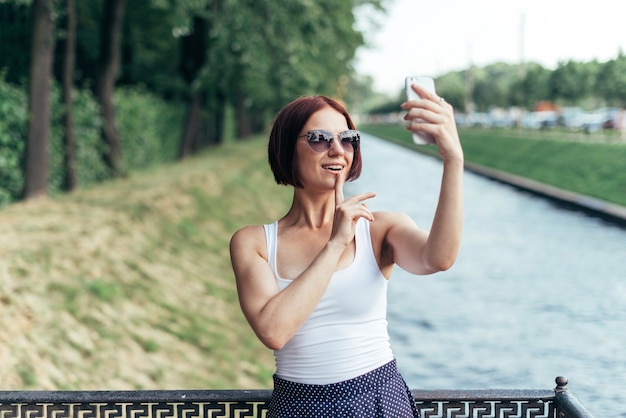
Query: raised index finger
[[335, 174, 345, 206]]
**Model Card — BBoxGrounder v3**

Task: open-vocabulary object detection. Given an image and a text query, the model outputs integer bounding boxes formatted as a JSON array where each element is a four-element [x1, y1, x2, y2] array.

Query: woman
[[230, 83, 463, 417]]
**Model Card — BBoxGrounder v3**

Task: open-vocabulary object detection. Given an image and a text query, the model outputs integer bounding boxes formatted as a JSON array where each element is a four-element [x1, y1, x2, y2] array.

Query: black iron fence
[[0, 376, 594, 417]]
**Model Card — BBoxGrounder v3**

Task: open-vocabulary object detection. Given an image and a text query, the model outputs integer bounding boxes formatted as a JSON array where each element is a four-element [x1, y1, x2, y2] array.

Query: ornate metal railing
[[0, 376, 594, 417]]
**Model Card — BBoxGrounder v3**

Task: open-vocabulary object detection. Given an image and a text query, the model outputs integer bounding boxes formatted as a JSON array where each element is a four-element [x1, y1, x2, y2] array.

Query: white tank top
[[264, 218, 394, 384]]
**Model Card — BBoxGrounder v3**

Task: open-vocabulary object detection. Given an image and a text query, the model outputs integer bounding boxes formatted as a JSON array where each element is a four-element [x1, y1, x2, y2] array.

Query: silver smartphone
[[405, 76, 436, 145]]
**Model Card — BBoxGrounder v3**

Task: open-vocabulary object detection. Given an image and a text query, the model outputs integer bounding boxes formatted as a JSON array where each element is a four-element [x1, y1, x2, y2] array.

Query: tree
[[60, 0, 77, 190], [0, 2, 32, 84], [471, 62, 519, 111], [94, 0, 128, 175], [222, 0, 376, 136], [509, 63, 551, 109], [434, 71, 466, 112], [549, 60, 597, 105], [179, 14, 209, 159], [173, 0, 383, 157], [597, 51, 626, 107], [23, 0, 55, 200]]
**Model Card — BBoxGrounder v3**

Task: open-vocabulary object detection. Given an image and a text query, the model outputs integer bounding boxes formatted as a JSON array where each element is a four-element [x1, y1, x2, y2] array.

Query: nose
[[327, 135, 345, 155]]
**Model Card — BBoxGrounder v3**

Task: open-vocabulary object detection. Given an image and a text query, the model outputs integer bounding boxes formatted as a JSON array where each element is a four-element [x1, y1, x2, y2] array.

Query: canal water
[[346, 133, 626, 417]]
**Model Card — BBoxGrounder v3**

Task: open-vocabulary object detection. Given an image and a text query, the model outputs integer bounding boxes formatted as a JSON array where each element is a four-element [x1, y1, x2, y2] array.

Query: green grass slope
[[0, 137, 290, 390]]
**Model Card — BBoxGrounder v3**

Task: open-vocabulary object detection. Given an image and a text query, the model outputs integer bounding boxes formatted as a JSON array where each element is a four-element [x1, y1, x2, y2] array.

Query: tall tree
[[179, 14, 209, 159], [549, 60, 597, 105], [95, 0, 128, 175], [597, 51, 626, 107], [223, 0, 375, 137], [471, 62, 519, 111], [509, 63, 551, 110], [61, 0, 77, 190], [23, 0, 55, 200]]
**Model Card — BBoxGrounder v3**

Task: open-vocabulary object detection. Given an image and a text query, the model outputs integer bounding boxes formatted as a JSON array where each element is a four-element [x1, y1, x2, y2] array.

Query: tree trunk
[[23, 0, 55, 200], [95, 0, 128, 175], [178, 15, 207, 159], [234, 88, 252, 139], [212, 88, 226, 145], [62, 0, 77, 191], [179, 92, 203, 160]]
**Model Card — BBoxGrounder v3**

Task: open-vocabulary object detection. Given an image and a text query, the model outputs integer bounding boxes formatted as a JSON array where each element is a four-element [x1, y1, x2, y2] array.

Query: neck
[[282, 188, 335, 230]]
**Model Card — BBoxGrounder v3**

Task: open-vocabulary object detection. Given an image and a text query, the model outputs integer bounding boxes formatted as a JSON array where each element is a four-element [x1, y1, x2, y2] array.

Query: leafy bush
[[0, 79, 185, 206], [0, 78, 27, 205], [115, 86, 184, 171], [49, 85, 109, 194]]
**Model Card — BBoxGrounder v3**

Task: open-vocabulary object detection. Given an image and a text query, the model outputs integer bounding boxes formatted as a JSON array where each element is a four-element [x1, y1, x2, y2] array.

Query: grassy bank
[[360, 124, 626, 208], [0, 137, 291, 390]]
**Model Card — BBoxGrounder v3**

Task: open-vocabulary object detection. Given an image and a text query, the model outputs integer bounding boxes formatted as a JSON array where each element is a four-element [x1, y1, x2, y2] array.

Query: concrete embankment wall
[[463, 161, 626, 227], [373, 135, 626, 227]]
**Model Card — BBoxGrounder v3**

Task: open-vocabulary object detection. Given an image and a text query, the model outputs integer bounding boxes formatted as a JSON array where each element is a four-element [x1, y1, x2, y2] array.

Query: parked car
[[601, 108, 622, 129], [582, 111, 606, 133], [557, 107, 585, 130], [522, 111, 558, 129]]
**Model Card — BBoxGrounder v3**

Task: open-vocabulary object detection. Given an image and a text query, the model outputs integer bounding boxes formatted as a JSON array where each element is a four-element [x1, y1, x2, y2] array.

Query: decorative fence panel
[[0, 377, 594, 417]]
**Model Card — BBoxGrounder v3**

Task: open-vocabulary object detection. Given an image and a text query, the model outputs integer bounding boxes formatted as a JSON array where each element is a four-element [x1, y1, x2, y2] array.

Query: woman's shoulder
[[371, 210, 413, 225], [230, 224, 267, 251], [370, 211, 419, 239]]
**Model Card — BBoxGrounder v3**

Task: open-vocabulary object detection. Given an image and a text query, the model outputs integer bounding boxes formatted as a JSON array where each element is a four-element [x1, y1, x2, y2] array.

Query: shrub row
[[0, 78, 185, 206]]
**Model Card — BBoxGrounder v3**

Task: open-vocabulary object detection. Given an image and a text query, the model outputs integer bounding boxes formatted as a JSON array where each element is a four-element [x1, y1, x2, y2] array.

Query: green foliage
[[0, 78, 186, 205], [118, 1, 188, 97], [433, 72, 466, 111], [48, 85, 110, 194], [372, 54, 626, 114], [549, 60, 599, 105], [0, 2, 31, 84], [71, 89, 110, 183], [597, 52, 626, 107], [0, 79, 106, 203], [114, 86, 185, 171], [472, 62, 520, 109], [0, 78, 27, 204], [510, 63, 551, 109]]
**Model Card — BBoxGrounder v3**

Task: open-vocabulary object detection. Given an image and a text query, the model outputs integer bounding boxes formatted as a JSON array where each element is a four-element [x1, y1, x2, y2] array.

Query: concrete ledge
[[372, 134, 626, 227], [464, 161, 626, 226]]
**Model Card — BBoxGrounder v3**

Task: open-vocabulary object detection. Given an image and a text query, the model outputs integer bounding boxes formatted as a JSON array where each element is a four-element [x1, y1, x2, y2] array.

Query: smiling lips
[[323, 165, 343, 172]]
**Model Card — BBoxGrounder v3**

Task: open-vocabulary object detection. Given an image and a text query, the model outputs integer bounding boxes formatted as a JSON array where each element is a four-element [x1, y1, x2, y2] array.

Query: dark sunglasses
[[297, 129, 360, 153]]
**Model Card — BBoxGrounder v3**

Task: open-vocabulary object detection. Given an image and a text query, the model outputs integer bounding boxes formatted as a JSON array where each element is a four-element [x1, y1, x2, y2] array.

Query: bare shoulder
[[230, 224, 267, 260], [371, 211, 417, 231], [371, 210, 423, 244], [369, 210, 418, 246]]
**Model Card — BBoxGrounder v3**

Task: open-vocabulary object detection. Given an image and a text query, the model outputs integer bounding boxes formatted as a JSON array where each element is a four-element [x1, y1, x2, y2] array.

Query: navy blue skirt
[[268, 360, 420, 417]]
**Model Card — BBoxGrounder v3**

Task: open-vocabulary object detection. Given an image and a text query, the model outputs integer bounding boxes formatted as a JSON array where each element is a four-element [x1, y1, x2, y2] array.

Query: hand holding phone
[[405, 76, 436, 145]]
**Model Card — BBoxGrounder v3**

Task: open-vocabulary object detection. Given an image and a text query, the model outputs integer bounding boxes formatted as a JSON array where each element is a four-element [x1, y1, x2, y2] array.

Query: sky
[[354, 0, 626, 96]]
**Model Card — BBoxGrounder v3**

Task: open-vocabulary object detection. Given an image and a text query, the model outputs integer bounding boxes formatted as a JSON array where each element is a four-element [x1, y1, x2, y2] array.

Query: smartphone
[[405, 76, 436, 145]]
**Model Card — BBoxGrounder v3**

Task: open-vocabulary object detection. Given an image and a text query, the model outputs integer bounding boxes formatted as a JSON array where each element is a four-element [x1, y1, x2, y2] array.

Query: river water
[[346, 134, 626, 417]]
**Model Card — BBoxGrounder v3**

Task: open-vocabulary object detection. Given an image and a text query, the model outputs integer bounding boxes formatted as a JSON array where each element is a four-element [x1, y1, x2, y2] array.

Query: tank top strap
[[355, 217, 380, 272], [355, 217, 371, 254], [263, 221, 279, 277]]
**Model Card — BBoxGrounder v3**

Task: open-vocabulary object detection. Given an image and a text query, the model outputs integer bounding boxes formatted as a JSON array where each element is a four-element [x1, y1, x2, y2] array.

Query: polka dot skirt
[[267, 360, 420, 417]]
